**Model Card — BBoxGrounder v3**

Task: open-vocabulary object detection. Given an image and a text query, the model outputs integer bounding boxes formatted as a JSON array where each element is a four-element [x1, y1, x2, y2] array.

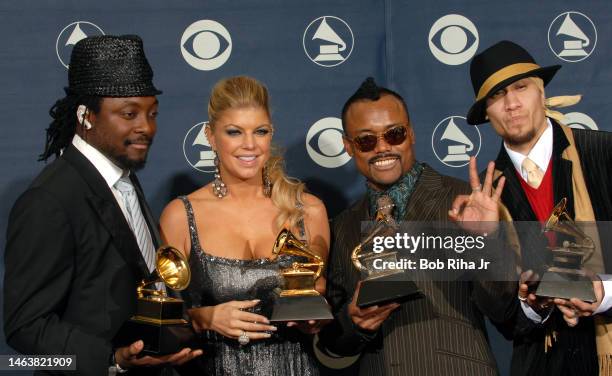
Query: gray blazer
[[320, 165, 516, 376]]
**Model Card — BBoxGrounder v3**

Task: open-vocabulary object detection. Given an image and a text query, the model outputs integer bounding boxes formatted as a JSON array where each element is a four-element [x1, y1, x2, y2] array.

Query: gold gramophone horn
[[351, 205, 397, 272], [137, 246, 191, 298], [544, 197, 568, 233], [543, 197, 594, 251], [273, 228, 323, 279]]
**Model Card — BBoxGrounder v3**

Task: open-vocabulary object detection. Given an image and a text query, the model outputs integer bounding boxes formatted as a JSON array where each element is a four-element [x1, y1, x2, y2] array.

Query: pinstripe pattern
[[490, 121, 612, 376], [115, 176, 156, 273], [322, 165, 514, 376]]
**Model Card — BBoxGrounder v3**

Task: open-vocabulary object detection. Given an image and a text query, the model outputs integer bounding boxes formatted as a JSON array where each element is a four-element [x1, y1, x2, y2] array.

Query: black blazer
[[320, 165, 516, 376], [491, 121, 612, 376], [4, 146, 159, 375]]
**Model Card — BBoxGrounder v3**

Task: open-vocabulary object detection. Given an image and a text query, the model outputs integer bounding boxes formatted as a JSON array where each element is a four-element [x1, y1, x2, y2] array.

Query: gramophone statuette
[[535, 198, 597, 302], [269, 229, 333, 322], [114, 246, 196, 354], [352, 196, 421, 308]]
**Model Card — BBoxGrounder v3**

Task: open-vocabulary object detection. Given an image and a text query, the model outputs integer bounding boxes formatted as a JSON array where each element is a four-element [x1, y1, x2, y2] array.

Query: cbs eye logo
[[180, 20, 232, 71], [428, 14, 479, 66], [305, 117, 351, 168]]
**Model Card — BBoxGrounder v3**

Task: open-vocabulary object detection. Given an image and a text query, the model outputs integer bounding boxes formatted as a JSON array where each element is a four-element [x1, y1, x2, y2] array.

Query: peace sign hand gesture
[[448, 157, 506, 235]]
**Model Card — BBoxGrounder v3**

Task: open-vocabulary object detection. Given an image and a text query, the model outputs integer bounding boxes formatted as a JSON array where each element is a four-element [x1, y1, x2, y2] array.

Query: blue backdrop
[[2, 1, 610, 374]]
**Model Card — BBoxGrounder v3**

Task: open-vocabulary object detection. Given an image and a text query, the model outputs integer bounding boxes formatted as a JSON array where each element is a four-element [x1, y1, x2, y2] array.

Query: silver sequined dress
[[178, 196, 320, 376]]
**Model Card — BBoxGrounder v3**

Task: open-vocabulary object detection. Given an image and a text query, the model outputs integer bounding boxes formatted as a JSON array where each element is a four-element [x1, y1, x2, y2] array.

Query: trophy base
[[536, 270, 596, 303], [356, 275, 422, 308], [270, 294, 333, 322], [114, 318, 197, 355]]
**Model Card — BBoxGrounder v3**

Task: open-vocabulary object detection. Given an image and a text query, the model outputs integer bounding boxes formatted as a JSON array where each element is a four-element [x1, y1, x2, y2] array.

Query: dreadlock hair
[[39, 94, 102, 161], [341, 77, 410, 133]]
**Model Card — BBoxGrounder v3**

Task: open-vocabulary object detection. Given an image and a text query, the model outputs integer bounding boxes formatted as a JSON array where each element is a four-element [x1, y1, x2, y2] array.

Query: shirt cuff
[[520, 301, 553, 324], [594, 274, 612, 315]]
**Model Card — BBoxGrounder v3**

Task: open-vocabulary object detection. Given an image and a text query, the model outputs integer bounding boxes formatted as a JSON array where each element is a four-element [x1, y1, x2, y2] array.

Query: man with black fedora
[[4, 35, 201, 375], [465, 40, 612, 375]]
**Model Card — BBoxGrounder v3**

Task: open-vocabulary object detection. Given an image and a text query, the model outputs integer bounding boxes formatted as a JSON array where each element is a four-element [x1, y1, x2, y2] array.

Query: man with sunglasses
[[316, 77, 515, 375]]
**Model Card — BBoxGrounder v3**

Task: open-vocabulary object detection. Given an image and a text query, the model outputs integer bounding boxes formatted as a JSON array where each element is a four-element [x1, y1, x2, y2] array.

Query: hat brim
[[64, 85, 162, 97], [466, 65, 561, 125]]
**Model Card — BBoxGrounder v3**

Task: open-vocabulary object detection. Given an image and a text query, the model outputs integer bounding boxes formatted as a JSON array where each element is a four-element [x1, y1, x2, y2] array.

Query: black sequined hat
[[66, 35, 162, 97]]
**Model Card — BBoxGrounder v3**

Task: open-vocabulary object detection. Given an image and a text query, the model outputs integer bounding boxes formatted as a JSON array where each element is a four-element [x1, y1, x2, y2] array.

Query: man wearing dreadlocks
[[3, 35, 201, 375], [459, 40, 612, 375]]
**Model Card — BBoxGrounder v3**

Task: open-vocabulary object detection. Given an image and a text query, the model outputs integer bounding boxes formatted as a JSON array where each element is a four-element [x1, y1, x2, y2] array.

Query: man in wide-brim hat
[[466, 40, 612, 376], [4, 35, 202, 375]]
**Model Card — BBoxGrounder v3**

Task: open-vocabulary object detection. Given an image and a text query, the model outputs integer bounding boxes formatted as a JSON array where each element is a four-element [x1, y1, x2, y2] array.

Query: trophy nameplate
[[535, 198, 597, 303], [114, 246, 197, 355], [269, 229, 333, 322]]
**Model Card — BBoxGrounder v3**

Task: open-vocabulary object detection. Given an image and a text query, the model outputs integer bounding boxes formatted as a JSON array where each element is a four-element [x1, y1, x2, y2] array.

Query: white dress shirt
[[504, 119, 553, 183], [72, 134, 131, 222]]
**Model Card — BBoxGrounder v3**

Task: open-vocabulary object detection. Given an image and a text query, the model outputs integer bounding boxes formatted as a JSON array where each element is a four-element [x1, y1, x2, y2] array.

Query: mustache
[[124, 136, 153, 147], [369, 152, 401, 164], [506, 112, 526, 120]]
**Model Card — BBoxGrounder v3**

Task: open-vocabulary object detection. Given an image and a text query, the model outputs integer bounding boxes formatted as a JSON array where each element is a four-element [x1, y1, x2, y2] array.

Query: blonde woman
[[160, 76, 329, 375]]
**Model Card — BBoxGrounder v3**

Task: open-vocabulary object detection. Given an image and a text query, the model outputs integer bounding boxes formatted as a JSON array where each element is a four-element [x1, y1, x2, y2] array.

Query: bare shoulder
[[160, 184, 213, 224], [159, 198, 188, 230]]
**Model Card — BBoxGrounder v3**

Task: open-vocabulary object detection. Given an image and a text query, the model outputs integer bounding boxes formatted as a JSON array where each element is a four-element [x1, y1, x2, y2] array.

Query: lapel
[[494, 120, 576, 221], [131, 174, 161, 248], [348, 196, 369, 245], [360, 165, 446, 223], [550, 121, 575, 218], [494, 145, 537, 221], [403, 165, 449, 221], [62, 146, 150, 281]]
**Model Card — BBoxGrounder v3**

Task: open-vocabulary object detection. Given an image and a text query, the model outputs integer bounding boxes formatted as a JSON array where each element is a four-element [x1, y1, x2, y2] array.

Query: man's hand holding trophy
[[114, 246, 198, 356]]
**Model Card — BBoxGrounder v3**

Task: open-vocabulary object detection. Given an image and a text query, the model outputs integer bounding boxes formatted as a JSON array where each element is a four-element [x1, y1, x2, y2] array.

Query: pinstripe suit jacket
[[491, 120, 612, 376], [320, 165, 516, 376]]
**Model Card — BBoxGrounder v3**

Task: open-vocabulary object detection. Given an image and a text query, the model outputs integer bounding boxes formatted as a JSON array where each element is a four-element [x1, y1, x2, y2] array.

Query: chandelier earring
[[212, 152, 227, 198], [263, 164, 272, 198]]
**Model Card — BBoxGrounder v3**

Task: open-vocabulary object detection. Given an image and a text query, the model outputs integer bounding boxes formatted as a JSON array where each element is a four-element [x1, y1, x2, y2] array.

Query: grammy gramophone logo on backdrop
[[548, 11, 597, 63], [56, 21, 105, 68], [431, 116, 481, 168], [183, 122, 215, 173], [303, 16, 354, 67]]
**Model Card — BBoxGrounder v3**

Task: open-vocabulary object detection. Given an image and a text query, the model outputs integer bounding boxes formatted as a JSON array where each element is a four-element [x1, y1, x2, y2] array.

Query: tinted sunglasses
[[347, 125, 409, 152]]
